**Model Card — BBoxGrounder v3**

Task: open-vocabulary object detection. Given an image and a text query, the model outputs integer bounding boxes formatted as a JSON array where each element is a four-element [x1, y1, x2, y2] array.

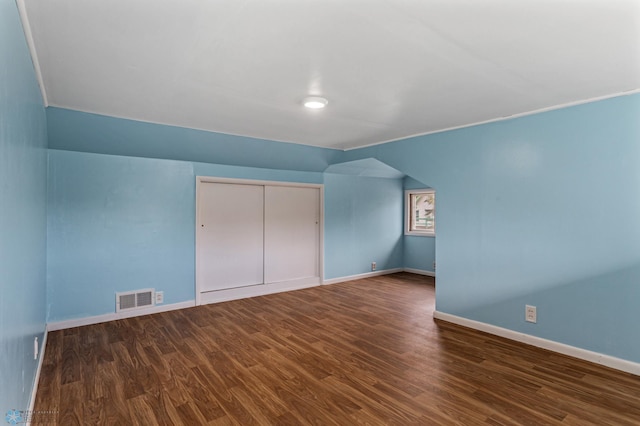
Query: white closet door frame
[[195, 176, 324, 306]]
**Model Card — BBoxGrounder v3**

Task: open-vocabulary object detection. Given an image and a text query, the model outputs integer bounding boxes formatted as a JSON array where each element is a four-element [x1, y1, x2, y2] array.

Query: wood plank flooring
[[34, 273, 640, 425]]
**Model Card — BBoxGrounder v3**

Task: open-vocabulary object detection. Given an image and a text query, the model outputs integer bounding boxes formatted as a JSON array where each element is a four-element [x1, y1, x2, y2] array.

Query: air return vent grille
[[116, 289, 155, 313]]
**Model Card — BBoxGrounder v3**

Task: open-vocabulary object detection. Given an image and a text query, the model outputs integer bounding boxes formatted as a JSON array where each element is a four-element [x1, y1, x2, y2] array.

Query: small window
[[405, 189, 435, 236]]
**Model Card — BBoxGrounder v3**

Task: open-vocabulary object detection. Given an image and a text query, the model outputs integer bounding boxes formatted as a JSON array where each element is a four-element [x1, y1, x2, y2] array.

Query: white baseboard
[[403, 268, 435, 277], [199, 277, 321, 305], [434, 311, 640, 376], [27, 327, 48, 424], [47, 300, 195, 331], [322, 268, 403, 285]]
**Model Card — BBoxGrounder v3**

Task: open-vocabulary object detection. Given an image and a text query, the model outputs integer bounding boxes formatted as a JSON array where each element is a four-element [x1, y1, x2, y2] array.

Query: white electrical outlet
[[525, 305, 537, 323], [433, 261, 436, 270], [34, 337, 38, 360], [155, 291, 164, 304], [371, 262, 376, 271]]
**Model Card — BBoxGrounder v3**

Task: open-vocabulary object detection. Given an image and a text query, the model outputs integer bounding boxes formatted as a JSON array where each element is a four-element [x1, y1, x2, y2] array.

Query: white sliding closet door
[[198, 183, 264, 291], [264, 186, 320, 283]]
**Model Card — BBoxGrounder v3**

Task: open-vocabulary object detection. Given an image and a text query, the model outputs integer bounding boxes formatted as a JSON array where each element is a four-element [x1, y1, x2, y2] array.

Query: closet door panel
[[198, 183, 264, 291], [264, 186, 320, 283]]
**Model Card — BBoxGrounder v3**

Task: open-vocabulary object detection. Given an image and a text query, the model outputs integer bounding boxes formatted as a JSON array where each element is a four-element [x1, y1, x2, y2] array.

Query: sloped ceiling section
[[23, 0, 640, 150], [325, 158, 405, 179]]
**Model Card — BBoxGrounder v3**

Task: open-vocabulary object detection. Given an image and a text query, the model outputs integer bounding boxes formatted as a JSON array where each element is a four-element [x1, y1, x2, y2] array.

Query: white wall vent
[[116, 288, 155, 313]]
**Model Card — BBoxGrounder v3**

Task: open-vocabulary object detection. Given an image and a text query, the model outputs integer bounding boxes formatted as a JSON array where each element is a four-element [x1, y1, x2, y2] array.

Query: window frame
[[404, 189, 435, 237]]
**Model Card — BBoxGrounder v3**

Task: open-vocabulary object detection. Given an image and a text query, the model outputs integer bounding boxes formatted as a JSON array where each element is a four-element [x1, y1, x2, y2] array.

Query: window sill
[[405, 232, 435, 237]]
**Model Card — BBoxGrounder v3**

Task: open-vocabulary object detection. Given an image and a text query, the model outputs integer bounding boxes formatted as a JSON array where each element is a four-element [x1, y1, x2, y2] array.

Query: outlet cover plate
[[525, 305, 537, 323]]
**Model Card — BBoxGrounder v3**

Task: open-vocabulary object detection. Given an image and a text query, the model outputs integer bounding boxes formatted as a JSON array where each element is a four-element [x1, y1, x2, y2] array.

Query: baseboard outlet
[[27, 328, 48, 422], [434, 311, 640, 377], [403, 268, 435, 277], [322, 268, 403, 285], [198, 278, 321, 305], [47, 300, 195, 331]]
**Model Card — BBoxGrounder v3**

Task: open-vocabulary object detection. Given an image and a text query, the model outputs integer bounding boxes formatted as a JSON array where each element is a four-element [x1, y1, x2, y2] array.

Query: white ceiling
[[22, 0, 640, 150]]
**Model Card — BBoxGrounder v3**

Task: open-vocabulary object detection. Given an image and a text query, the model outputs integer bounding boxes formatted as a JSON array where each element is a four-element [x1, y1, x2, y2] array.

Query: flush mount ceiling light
[[303, 96, 328, 109]]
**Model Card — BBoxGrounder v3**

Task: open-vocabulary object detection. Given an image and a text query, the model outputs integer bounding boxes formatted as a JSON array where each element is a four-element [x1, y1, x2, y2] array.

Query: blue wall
[[324, 174, 404, 279], [343, 94, 640, 362], [47, 151, 195, 321], [193, 162, 323, 184], [404, 236, 435, 273], [46, 150, 325, 322], [403, 177, 436, 274], [0, 0, 48, 414], [47, 107, 341, 173]]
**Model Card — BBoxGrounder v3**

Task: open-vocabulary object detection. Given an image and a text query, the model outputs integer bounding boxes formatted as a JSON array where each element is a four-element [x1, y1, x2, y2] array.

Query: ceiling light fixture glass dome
[[303, 96, 328, 109]]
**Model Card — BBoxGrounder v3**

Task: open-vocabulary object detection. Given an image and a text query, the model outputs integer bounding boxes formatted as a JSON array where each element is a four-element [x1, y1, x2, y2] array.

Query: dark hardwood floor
[[34, 273, 640, 425]]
